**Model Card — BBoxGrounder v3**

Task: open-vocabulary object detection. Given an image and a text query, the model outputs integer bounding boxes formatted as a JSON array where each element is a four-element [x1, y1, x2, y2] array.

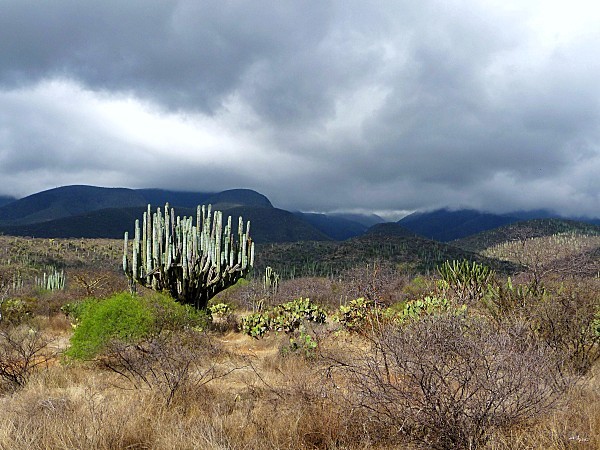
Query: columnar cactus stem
[[123, 203, 254, 309], [133, 219, 140, 279]]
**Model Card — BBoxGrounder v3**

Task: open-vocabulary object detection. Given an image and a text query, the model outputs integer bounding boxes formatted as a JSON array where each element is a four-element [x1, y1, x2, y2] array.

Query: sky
[[1, 0, 600, 220]]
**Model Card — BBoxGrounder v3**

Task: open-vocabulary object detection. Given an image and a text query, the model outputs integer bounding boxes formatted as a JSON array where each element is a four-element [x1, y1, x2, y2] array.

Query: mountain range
[[398, 208, 600, 242], [1, 185, 599, 244], [0, 186, 333, 243]]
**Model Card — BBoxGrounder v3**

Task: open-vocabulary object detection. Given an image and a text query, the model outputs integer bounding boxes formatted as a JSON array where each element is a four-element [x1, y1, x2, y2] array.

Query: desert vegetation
[[0, 226, 598, 449]]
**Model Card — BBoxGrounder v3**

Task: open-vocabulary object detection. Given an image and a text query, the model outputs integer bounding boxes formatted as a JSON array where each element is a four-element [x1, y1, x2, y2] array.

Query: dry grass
[[0, 330, 354, 450], [487, 365, 600, 450], [0, 313, 596, 450]]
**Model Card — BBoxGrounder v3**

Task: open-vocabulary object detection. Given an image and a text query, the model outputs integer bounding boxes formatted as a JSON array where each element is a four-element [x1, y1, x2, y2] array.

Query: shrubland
[[0, 235, 597, 449]]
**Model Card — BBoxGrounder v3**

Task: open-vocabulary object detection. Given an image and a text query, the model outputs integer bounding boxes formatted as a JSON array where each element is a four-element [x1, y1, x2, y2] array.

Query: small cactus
[[264, 266, 280, 294]]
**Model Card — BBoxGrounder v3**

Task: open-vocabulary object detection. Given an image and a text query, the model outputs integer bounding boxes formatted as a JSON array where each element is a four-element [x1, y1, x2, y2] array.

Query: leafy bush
[[66, 292, 208, 360], [146, 293, 209, 332], [61, 297, 100, 324]]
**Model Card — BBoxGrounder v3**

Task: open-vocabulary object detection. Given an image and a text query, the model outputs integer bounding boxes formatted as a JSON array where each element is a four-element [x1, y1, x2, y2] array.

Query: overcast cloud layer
[[1, 0, 600, 219]]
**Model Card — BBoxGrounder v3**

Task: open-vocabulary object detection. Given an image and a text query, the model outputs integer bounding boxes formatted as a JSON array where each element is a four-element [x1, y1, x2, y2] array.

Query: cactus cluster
[[437, 260, 495, 304], [12, 272, 23, 291], [123, 204, 254, 309], [263, 266, 280, 294], [35, 267, 66, 291]]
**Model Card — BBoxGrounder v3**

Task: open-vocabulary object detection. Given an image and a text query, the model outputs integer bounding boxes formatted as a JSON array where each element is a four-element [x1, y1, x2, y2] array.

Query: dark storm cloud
[[0, 0, 599, 218], [0, 0, 335, 116]]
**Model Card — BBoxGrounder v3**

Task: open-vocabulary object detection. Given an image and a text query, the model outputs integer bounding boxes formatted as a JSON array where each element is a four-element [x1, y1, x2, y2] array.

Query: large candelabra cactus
[[123, 203, 254, 309]]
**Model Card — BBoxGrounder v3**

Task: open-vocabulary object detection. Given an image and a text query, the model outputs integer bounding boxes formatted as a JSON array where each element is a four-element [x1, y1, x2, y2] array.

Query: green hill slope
[[256, 233, 516, 278], [452, 219, 600, 253]]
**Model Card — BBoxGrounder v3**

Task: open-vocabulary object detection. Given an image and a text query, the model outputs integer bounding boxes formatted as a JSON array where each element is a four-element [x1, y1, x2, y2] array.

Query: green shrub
[[61, 298, 100, 324], [147, 292, 209, 332], [66, 292, 208, 360]]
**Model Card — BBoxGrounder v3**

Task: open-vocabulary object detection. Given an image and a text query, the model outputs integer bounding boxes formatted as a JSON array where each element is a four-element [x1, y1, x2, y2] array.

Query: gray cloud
[[1, 0, 600, 218]]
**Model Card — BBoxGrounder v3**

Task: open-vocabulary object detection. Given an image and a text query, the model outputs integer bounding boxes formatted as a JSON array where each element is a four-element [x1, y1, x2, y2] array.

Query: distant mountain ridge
[[0, 185, 327, 243], [328, 212, 385, 227], [293, 212, 368, 240], [0, 196, 16, 207], [398, 208, 600, 242], [0, 185, 383, 243], [0, 186, 147, 226], [365, 222, 416, 238], [2, 185, 599, 244], [0, 186, 272, 227]]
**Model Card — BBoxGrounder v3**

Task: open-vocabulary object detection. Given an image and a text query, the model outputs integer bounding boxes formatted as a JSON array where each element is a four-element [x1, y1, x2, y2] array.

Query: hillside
[[0, 205, 330, 244], [451, 218, 600, 253], [398, 208, 520, 241], [5, 184, 599, 247], [449, 219, 600, 279], [365, 222, 417, 238], [256, 233, 517, 278], [400, 208, 600, 242], [218, 206, 331, 243], [329, 212, 385, 227], [0, 186, 148, 226], [0, 195, 16, 207], [0, 186, 275, 227], [0, 186, 342, 243], [293, 212, 367, 240], [0, 207, 146, 239]]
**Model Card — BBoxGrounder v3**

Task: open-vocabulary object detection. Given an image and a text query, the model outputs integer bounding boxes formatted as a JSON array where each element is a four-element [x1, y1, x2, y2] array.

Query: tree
[[123, 204, 254, 309]]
